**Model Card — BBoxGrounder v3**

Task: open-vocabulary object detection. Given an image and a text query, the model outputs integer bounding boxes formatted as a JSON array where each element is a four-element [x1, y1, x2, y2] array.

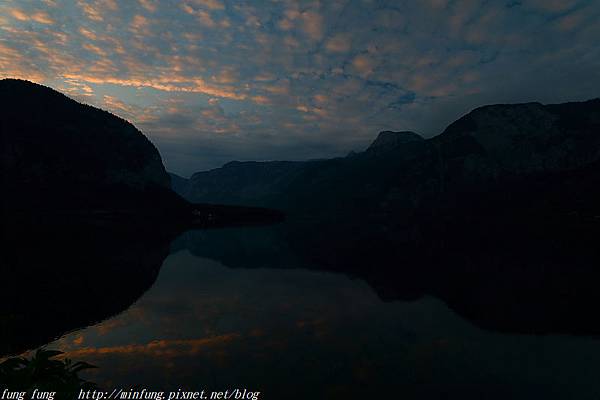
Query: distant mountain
[[168, 172, 190, 197], [168, 131, 430, 207], [171, 99, 600, 334], [172, 160, 307, 206], [174, 99, 600, 218], [365, 130, 424, 154]]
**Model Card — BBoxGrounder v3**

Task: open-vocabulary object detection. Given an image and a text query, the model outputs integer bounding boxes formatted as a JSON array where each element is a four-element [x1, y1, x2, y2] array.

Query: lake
[[23, 224, 599, 400]]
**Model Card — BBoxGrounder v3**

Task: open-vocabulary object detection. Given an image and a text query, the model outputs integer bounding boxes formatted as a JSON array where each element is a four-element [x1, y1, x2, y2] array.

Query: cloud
[[193, 0, 225, 11], [77, 0, 104, 21], [64, 334, 240, 358], [299, 10, 324, 41], [103, 95, 136, 116], [138, 0, 157, 13], [278, 18, 294, 31], [79, 27, 98, 40], [325, 33, 351, 53], [129, 14, 153, 37], [9, 8, 54, 24], [352, 54, 376, 77], [212, 68, 238, 84], [196, 10, 217, 27], [61, 73, 246, 100], [252, 95, 271, 105], [32, 11, 55, 24], [1, 0, 599, 175], [9, 8, 30, 21]]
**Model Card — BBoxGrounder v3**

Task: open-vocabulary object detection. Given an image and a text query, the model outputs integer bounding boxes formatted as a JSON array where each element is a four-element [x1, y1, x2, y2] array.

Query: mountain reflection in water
[[4, 221, 600, 399]]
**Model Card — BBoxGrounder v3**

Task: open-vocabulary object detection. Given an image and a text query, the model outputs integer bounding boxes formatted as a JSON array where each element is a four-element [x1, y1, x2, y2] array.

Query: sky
[[1, 0, 599, 176]]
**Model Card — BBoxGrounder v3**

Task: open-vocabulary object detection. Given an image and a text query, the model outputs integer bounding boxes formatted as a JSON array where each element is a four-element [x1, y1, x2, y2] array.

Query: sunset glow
[[1, 0, 599, 174]]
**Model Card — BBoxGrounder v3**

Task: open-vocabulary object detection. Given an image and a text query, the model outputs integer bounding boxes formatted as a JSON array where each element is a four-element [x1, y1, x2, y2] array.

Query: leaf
[[36, 349, 64, 360], [69, 362, 98, 373]]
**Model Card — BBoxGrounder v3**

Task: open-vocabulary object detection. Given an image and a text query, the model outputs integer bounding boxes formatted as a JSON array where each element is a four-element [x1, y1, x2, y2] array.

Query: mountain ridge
[[0, 79, 283, 226], [172, 98, 600, 214]]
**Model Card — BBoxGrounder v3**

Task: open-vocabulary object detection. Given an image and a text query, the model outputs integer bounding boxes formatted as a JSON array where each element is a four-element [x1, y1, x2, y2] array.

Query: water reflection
[[4, 219, 600, 399], [45, 247, 600, 400], [175, 221, 600, 335], [0, 216, 174, 356]]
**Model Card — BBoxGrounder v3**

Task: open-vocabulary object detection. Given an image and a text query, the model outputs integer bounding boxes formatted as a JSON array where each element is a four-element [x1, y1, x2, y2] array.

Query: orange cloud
[[103, 95, 135, 116], [103, 0, 118, 11], [32, 11, 55, 24], [73, 336, 84, 345], [196, 10, 216, 27], [181, 3, 218, 27], [263, 81, 290, 96], [131, 14, 149, 28], [252, 95, 271, 105], [181, 3, 195, 14], [0, 43, 46, 82], [78, 1, 104, 21], [212, 68, 238, 84], [313, 94, 328, 104], [79, 27, 98, 40], [62, 73, 247, 100], [63, 334, 241, 358], [83, 43, 107, 57], [9, 9, 54, 24], [278, 18, 294, 31], [253, 73, 276, 82], [63, 78, 94, 94], [138, 0, 157, 13], [300, 11, 323, 41], [352, 54, 376, 77], [325, 34, 351, 53], [193, 0, 224, 10], [9, 9, 29, 22]]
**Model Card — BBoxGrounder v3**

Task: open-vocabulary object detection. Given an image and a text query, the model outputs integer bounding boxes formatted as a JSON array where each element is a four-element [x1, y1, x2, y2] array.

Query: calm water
[[34, 226, 600, 400]]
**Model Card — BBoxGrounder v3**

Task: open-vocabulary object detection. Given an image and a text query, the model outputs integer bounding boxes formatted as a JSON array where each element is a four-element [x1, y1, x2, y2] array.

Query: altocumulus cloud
[[1, 0, 599, 175]]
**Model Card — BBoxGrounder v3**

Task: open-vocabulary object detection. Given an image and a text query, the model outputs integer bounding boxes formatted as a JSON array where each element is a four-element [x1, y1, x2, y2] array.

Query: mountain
[[173, 160, 307, 206], [174, 99, 600, 217], [170, 133, 428, 209], [434, 100, 600, 176], [171, 99, 600, 334], [0, 78, 193, 218], [365, 130, 424, 154], [168, 172, 190, 197], [0, 79, 283, 226]]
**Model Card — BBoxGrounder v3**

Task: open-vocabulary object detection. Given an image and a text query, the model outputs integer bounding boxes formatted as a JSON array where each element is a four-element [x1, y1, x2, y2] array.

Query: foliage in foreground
[[0, 348, 97, 399]]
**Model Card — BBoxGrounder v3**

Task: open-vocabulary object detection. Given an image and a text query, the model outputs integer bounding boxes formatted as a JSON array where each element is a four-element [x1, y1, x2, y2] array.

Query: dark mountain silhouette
[[171, 99, 600, 335], [3, 78, 600, 336], [0, 78, 191, 218], [176, 160, 306, 207], [0, 79, 282, 225], [365, 130, 424, 154], [173, 99, 600, 218], [168, 172, 190, 197], [0, 80, 283, 356]]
